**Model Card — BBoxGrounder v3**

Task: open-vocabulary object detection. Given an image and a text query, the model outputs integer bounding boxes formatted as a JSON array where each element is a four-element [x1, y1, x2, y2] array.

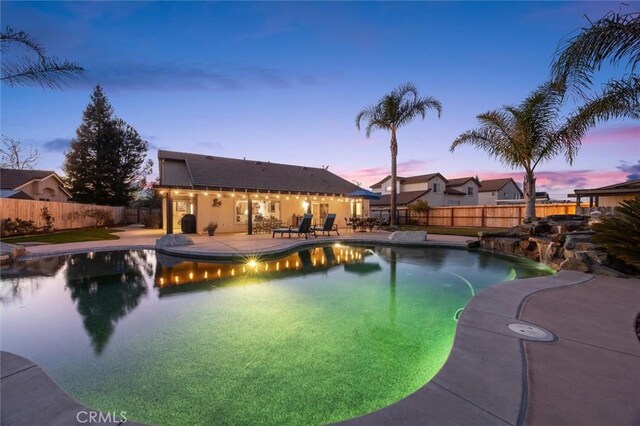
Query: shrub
[[40, 206, 55, 232], [1, 218, 37, 237], [592, 195, 640, 268], [84, 209, 115, 227]]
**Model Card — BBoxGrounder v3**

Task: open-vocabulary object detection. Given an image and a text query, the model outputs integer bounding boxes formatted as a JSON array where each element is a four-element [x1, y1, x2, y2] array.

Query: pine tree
[[63, 85, 152, 206]]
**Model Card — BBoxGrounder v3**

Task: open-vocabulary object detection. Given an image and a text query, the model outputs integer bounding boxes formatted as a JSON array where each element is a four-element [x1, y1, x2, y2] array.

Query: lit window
[[385, 185, 392, 191]]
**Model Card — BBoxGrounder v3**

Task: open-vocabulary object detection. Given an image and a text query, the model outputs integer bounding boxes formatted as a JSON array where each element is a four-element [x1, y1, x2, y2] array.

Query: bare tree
[[0, 135, 40, 169]]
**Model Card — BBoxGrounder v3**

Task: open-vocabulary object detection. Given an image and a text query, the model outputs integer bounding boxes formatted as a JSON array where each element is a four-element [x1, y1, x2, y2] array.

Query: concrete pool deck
[[2, 226, 639, 425]]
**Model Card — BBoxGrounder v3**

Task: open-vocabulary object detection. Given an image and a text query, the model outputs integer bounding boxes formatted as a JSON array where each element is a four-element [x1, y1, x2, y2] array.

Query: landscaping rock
[[466, 240, 481, 249], [574, 242, 603, 251], [388, 231, 427, 242], [586, 250, 609, 265], [155, 234, 194, 248], [589, 264, 628, 278], [0, 242, 28, 263], [560, 258, 590, 272]]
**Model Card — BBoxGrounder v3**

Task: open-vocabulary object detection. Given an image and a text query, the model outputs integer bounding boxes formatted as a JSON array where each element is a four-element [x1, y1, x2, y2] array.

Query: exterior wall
[[375, 177, 401, 195], [446, 181, 479, 206], [479, 181, 523, 205], [17, 176, 70, 202], [592, 194, 638, 207], [401, 182, 428, 192], [424, 176, 446, 207], [162, 190, 366, 234]]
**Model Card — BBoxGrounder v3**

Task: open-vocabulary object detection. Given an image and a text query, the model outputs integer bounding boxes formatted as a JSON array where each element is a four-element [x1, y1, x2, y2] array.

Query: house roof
[[573, 179, 640, 196], [444, 187, 465, 196], [369, 190, 430, 207], [158, 150, 360, 195], [446, 176, 480, 187], [0, 168, 59, 190], [479, 178, 521, 193], [370, 173, 445, 189], [0, 189, 35, 200]]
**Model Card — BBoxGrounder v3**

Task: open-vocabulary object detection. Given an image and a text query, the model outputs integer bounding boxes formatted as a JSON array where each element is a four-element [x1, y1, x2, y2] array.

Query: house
[[0, 168, 71, 202], [369, 173, 480, 214], [572, 179, 640, 209], [156, 150, 367, 234], [478, 178, 523, 205]]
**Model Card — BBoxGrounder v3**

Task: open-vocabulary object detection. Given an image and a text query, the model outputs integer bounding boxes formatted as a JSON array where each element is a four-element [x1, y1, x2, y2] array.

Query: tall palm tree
[[551, 11, 640, 126], [1, 26, 84, 88], [356, 83, 442, 226], [450, 82, 591, 223]]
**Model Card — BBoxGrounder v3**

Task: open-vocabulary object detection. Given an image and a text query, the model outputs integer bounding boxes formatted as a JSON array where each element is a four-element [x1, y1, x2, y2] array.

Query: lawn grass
[[2, 228, 123, 244], [386, 225, 509, 237]]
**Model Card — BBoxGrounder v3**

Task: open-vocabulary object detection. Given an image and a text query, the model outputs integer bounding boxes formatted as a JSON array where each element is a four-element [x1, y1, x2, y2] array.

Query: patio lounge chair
[[312, 213, 339, 236], [272, 214, 316, 239]]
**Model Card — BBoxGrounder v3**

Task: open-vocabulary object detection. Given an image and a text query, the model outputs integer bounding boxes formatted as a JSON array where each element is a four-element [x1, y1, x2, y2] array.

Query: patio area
[[4, 226, 639, 425]]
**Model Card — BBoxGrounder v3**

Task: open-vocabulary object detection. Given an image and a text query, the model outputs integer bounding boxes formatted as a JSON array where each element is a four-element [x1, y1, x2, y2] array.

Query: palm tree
[[1, 26, 84, 88], [356, 83, 442, 226], [450, 82, 591, 223], [551, 11, 640, 126]]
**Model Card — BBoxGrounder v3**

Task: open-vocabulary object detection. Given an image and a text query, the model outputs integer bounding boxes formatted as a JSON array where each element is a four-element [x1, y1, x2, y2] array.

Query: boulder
[[560, 258, 589, 272], [388, 231, 427, 242], [589, 264, 628, 278], [574, 242, 603, 251], [0, 242, 28, 262], [155, 234, 195, 248], [586, 250, 609, 265], [466, 240, 481, 249]]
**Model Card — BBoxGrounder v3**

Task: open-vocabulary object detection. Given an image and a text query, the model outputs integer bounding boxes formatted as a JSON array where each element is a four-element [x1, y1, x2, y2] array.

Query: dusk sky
[[2, 1, 639, 200]]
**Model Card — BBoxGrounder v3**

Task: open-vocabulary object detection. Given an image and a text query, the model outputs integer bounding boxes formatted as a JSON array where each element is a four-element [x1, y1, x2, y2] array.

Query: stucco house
[[0, 168, 71, 202], [369, 174, 480, 215], [157, 150, 367, 234], [572, 179, 640, 208], [478, 178, 523, 205]]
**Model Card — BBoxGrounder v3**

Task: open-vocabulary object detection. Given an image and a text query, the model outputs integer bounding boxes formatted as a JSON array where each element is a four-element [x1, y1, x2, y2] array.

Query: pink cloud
[[336, 159, 429, 187], [581, 124, 640, 144]]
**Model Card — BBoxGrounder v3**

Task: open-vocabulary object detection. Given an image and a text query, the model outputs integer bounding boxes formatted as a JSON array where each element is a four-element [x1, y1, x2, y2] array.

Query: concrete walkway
[[4, 226, 639, 425]]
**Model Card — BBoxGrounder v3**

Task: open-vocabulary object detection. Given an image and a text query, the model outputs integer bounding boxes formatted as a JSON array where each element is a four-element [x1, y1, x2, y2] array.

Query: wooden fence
[[1, 198, 126, 230], [371, 203, 585, 228]]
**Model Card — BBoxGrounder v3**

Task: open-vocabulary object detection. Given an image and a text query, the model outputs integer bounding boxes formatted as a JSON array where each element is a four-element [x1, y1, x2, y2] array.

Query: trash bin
[[180, 214, 196, 234]]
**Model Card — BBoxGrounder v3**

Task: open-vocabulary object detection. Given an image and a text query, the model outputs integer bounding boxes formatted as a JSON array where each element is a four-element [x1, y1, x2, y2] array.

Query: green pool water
[[0, 245, 553, 425]]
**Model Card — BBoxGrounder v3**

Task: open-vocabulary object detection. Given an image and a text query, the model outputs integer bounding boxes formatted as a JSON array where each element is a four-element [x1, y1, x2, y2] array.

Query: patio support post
[[166, 192, 173, 234], [247, 194, 253, 235]]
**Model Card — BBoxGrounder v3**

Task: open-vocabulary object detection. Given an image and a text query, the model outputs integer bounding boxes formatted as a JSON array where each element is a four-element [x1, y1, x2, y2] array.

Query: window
[[385, 185, 392, 191], [447, 200, 460, 205], [467, 187, 473, 195], [432, 183, 439, 193], [491, 191, 496, 196], [235, 200, 281, 224], [503, 192, 508, 197]]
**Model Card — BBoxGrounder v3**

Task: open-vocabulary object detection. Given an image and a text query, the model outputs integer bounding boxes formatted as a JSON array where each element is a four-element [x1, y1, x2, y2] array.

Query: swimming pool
[[0, 245, 553, 425]]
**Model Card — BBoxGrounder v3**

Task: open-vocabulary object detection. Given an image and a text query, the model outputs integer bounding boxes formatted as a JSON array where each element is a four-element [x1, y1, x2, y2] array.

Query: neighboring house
[[478, 178, 523, 205], [572, 179, 640, 208], [157, 150, 366, 234], [369, 173, 479, 210], [0, 168, 71, 202]]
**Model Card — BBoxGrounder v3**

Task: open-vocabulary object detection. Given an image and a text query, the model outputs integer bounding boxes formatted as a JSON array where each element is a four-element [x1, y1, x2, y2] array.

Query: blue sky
[[2, 1, 639, 199]]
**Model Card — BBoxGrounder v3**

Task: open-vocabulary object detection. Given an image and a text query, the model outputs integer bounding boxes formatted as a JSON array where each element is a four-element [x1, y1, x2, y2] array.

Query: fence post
[[426, 208, 429, 226], [481, 206, 485, 228], [451, 208, 454, 227]]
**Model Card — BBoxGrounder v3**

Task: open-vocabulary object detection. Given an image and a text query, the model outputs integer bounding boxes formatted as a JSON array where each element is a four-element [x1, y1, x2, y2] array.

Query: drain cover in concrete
[[507, 323, 553, 341]]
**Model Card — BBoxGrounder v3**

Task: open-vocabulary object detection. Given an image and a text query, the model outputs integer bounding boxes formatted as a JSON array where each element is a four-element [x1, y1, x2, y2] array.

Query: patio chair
[[312, 213, 339, 236], [272, 214, 316, 239]]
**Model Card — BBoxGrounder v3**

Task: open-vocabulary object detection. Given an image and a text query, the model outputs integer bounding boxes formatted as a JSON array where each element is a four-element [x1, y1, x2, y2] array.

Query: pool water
[[0, 245, 553, 425]]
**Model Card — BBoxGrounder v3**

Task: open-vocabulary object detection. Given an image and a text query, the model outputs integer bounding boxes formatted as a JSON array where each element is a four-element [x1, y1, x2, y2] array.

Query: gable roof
[[479, 178, 521, 193], [370, 173, 446, 189], [369, 190, 430, 207], [0, 168, 59, 189], [574, 179, 640, 196], [444, 187, 465, 196], [158, 150, 360, 195], [446, 176, 480, 187]]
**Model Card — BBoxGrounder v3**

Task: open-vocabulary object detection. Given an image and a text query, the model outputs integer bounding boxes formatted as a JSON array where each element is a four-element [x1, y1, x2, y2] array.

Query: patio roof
[[158, 150, 360, 196], [572, 179, 640, 196]]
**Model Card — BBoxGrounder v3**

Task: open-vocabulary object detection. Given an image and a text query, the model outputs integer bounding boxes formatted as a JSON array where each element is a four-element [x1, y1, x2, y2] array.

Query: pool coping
[[3, 238, 595, 425]]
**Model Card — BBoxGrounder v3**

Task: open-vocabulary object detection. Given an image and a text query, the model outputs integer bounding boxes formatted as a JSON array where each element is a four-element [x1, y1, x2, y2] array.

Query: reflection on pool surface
[[1, 245, 553, 425]]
